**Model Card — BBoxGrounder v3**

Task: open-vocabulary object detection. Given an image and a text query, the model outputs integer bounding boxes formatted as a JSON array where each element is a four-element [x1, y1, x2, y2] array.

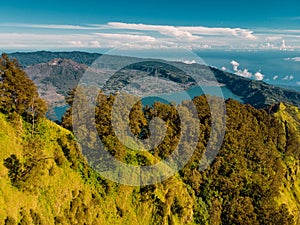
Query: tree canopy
[[0, 53, 47, 121]]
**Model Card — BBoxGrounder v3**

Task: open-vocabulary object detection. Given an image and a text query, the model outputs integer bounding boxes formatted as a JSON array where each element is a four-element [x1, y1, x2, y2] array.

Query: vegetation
[[0, 53, 47, 125], [0, 54, 299, 224]]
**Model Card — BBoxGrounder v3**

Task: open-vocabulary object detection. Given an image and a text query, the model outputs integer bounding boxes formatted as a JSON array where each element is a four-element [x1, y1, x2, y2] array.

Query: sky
[[0, 0, 300, 51]]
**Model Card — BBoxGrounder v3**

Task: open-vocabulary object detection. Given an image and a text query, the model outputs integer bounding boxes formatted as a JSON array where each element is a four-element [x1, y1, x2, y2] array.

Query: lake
[[141, 85, 243, 105]]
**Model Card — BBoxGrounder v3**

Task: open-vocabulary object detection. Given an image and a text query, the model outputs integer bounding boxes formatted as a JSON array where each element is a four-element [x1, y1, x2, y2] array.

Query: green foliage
[[60, 87, 300, 224], [3, 154, 23, 187], [0, 54, 47, 122], [4, 216, 16, 225]]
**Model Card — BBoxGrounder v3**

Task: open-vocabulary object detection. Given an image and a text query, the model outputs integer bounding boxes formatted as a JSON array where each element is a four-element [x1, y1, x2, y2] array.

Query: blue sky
[[1, 0, 300, 27], [0, 0, 300, 50]]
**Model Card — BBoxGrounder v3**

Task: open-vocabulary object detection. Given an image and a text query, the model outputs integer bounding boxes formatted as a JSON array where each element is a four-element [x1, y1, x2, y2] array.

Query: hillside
[[24, 58, 88, 106], [0, 112, 200, 225], [1, 99, 300, 224]]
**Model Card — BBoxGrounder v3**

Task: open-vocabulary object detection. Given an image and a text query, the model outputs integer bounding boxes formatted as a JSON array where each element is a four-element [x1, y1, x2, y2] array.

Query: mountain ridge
[[8, 51, 300, 112]]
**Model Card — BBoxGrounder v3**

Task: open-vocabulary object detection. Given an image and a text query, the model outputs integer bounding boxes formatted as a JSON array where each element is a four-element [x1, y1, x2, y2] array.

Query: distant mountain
[[8, 51, 300, 111], [24, 58, 87, 106], [9, 51, 101, 67], [210, 67, 300, 108], [278, 84, 300, 93]]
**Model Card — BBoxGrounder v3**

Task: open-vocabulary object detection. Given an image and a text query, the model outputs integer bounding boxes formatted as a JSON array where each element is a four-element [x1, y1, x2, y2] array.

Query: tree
[[3, 154, 23, 187], [0, 53, 47, 122]]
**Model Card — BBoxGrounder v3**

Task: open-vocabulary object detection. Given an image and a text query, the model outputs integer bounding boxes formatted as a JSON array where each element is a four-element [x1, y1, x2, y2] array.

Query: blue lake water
[[142, 85, 243, 106], [47, 105, 69, 122]]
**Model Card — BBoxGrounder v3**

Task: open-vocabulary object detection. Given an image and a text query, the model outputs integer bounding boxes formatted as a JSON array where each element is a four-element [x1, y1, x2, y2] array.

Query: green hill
[[0, 112, 200, 225], [1, 99, 300, 224]]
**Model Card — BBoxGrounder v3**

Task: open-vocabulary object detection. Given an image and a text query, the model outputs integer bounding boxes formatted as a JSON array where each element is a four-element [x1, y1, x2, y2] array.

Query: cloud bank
[[230, 60, 264, 80], [283, 75, 294, 80], [285, 57, 300, 62], [0, 22, 300, 50]]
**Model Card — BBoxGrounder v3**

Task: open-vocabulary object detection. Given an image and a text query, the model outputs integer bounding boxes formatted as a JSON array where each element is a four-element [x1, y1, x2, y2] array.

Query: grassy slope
[[0, 113, 196, 225], [273, 103, 300, 221], [0, 102, 300, 224], [0, 114, 99, 224]]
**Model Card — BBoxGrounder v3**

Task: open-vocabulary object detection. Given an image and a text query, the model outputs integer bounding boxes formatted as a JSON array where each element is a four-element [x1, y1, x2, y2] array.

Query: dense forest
[[0, 54, 300, 224]]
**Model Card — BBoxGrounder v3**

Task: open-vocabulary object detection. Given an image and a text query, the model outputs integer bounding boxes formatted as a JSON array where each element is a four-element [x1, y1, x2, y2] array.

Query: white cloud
[[94, 33, 156, 42], [178, 26, 256, 39], [266, 36, 283, 41], [221, 66, 226, 71], [283, 75, 294, 80], [260, 42, 277, 49], [285, 57, 300, 62], [107, 22, 195, 40], [230, 60, 240, 71], [182, 60, 196, 64], [254, 72, 264, 81], [296, 82, 300, 85], [69, 41, 84, 46], [201, 44, 211, 49], [236, 68, 252, 78], [280, 40, 287, 50], [0, 32, 158, 49], [88, 41, 101, 47], [0, 23, 104, 30], [279, 39, 294, 51], [230, 60, 264, 80], [107, 22, 257, 40], [273, 75, 279, 80], [0, 33, 91, 48]]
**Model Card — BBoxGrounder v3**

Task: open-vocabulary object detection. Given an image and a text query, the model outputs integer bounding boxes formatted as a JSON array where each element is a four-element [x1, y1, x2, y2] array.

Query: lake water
[[142, 85, 243, 106], [47, 105, 69, 122]]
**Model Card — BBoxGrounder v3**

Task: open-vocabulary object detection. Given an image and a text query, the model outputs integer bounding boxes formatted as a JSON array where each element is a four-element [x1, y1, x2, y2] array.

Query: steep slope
[[272, 103, 300, 223], [1, 100, 300, 224], [181, 99, 300, 224], [0, 113, 198, 225]]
